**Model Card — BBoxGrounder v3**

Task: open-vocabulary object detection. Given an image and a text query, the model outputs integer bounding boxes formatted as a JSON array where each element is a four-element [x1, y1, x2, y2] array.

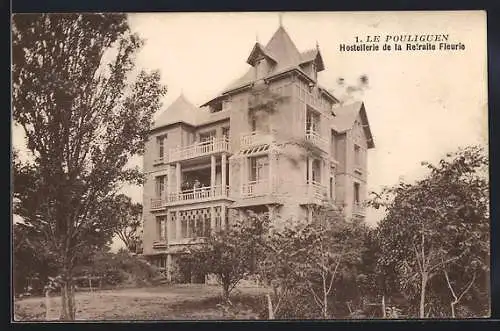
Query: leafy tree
[[371, 145, 489, 318], [13, 222, 59, 296], [108, 194, 143, 252], [184, 212, 269, 301], [12, 13, 167, 320], [260, 205, 367, 319]]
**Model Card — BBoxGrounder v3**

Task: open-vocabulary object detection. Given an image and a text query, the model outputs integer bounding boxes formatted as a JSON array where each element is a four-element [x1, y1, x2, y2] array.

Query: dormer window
[[210, 102, 223, 113], [256, 57, 267, 80], [222, 100, 231, 111]]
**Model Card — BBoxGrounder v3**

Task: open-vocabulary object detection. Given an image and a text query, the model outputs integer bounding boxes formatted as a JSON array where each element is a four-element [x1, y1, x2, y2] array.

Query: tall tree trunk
[[382, 295, 386, 318], [323, 287, 328, 318], [59, 268, 76, 320], [266, 294, 275, 319], [323, 298, 328, 318], [44, 289, 51, 320], [419, 272, 428, 318], [451, 301, 456, 318], [222, 282, 230, 301]]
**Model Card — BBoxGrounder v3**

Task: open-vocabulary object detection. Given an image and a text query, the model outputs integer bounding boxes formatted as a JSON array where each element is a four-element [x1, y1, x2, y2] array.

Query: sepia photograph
[[11, 11, 489, 321]]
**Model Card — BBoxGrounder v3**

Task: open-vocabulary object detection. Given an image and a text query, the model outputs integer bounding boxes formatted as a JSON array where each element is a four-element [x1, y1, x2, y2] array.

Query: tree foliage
[[108, 194, 143, 252], [370, 145, 489, 318], [12, 13, 167, 320], [259, 206, 368, 319], [183, 212, 269, 300]]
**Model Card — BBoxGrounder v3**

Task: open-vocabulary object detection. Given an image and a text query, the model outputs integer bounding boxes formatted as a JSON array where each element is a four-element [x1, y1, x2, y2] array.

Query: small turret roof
[[332, 101, 375, 149], [153, 94, 202, 128]]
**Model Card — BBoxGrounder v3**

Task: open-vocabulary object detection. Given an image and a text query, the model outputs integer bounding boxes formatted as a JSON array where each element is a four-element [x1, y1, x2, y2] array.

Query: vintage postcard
[[12, 11, 488, 321]]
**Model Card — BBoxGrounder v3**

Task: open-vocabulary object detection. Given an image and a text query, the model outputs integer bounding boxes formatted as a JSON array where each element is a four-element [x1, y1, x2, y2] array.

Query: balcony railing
[[153, 156, 164, 166], [152, 240, 167, 249], [240, 131, 273, 150], [305, 181, 328, 200], [168, 137, 229, 163], [240, 179, 275, 198], [166, 185, 230, 204], [305, 130, 329, 151], [150, 198, 165, 210]]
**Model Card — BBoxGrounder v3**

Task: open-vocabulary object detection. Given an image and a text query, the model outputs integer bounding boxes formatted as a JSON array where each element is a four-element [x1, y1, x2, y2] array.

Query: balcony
[[305, 181, 328, 200], [294, 181, 328, 205], [166, 185, 230, 206], [153, 156, 165, 166], [152, 240, 167, 249], [169, 237, 208, 246], [240, 131, 273, 150], [150, 198, 165, 211], [240, 180, 273, 198], [168, 137, 229, 163], [305, 130, 329, 151]]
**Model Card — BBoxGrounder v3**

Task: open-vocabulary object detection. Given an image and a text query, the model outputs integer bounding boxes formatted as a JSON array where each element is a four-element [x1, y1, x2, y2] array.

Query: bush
[[73, 251, 160, 288]]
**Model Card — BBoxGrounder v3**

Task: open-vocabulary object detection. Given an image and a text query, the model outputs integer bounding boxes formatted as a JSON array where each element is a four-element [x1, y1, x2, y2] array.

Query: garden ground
[[14, 284, 270, 321]]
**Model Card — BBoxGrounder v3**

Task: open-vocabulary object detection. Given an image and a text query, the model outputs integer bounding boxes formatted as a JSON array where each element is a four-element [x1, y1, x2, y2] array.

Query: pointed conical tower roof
[[153, 93, 202, 128], [262, 25, 302, 69]]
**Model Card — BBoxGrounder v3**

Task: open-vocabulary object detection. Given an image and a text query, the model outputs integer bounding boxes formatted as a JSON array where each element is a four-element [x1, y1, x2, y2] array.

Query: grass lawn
[[14, 284, 270, 321]]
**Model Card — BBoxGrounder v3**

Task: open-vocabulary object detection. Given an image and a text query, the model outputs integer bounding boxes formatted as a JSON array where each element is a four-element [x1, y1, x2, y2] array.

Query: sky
[[12, 11, 488, 250]]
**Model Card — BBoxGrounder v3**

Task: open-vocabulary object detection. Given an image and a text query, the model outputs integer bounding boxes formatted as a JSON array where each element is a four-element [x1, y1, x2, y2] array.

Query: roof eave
[[319, 87, 339, 103], [222, 83, 253, 96], [247, 43, 277, 66], [360, 103, 375, 149], [200, 94, 226, 108], [151, 121, 196, 133]]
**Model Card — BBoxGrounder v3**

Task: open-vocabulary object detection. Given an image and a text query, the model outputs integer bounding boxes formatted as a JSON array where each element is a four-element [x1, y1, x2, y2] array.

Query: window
[[181, 218, 187, 239], [157, 255, 167, 269], [306, 108, 320, 133], [312, 62, 317, 81], [256, 58, 267, 79], [329, 166, 336, 200], [331, 131, 337, 157], [210, 102, 223, 113], [330, 177, 335, 200], [249, 155, 269, 182], [156, 216, 166, 241], [306, 157, 321, 184], [354, 144, 361, 167], [312, 159, 321, 183], [155, 175, 166, 198], [250, 112, 269, 133], [204, 216, 211, 237], [354, 182, 360, 205], [157, 135, 166, 158], [251, 117, 257, 132], [188, 218, 195, 238], [222, 100, 231, 111], [200, 130, 216, 143], [222, 127, 230, 139], [169, 216, 176, 240]]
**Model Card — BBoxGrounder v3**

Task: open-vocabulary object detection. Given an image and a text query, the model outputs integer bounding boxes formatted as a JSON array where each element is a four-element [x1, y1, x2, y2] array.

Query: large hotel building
[[142, 23, 375, 282]]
